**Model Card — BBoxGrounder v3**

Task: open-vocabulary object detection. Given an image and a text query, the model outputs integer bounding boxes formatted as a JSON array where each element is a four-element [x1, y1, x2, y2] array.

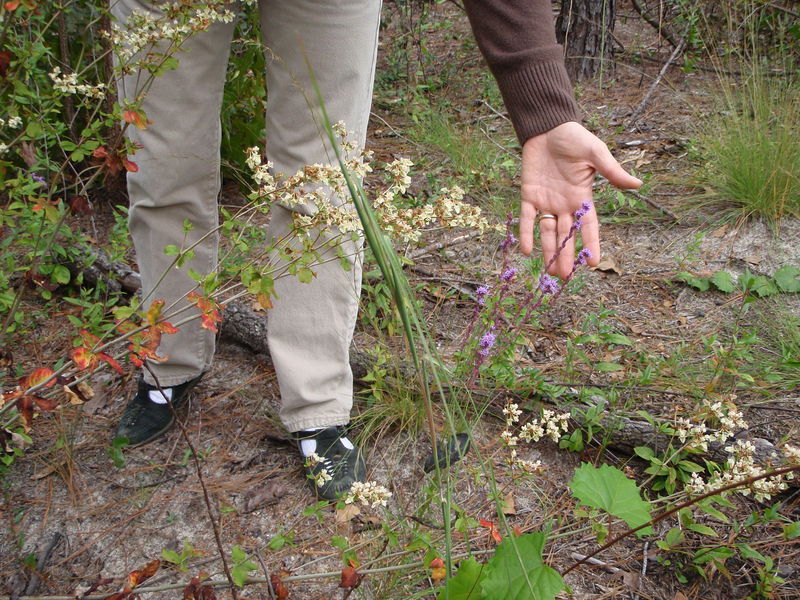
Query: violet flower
[[500, 267, 517, 282], [576, 248, 592, 265], [538, 274, 559, 295], [478, 331, 497, 357]]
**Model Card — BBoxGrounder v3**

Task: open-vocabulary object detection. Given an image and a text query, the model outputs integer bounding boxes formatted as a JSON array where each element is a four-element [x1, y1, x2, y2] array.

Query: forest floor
[[1, 1, 799, 599]]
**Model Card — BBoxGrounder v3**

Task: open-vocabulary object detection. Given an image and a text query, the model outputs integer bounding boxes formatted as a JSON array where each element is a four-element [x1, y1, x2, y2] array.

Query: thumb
[[592, 142, 643, 189]]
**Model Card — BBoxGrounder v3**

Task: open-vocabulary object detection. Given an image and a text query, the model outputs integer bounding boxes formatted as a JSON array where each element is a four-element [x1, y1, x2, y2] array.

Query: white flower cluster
[[499, 400, 569, 472], [48, 67, 106, 99], [110, 2, 236, 64], [686, 439, 795, 502], [674, 396, 748, 452], [0, 116, 22, 130], [245, 139, 501, 244], [303, 453, 332, 488], [344, 481, 392, 508], [0, 143, 9, 156]]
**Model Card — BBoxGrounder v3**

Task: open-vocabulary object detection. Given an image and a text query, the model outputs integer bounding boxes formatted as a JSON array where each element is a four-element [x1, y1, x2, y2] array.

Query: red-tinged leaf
[[22, 367, 56, 389], [71, 347, 98, 372], [67, 195, 92, 215], [339, 566, 362, 589], [158, 321, 179, 335], [513, 525, 523, 537], [99, 353, 124, 375], [199, 312, 218, 333], [1, 389, 23, 407], [123, 158, 138, 173], [269, 572, 289, 600], [4, 2, 21, 10], [0, 50, 11, 78], [122, 109, 151, 130], [32, 395, 58, 411], [92, 146, 109, 159], [480, 519, 502, 544], [199, 585, 217, 600], [15, 396, 34, 429], [429, 557, 446, 584], [128, 559, 161, 588], [183, 576, 201, 600], [144, 300, 166, 326], [79, 329, 101, 345]]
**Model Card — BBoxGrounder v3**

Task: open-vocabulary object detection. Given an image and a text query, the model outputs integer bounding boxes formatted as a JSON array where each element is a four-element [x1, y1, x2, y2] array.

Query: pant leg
[[259, 0, 382, 432], [112, 1, 235, 386]]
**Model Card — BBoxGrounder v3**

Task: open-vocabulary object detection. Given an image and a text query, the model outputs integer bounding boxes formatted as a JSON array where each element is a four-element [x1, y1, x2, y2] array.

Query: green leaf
[[774, 265, 800, 293], [230, 545, 257, 587], [686, 523, 717, 537], [710, 271, 735, 293], [479, 534, 564, 600], [297, 267, 314, 284], [783, 521, 800, 540], [676, 271, 710, 291], [605, 333, 633, 346], [437, 558, 485, 600], [52, 265, 71, 285], [594, 362, 624, 372], [633, 446, 655, 460], [164, 245, 180, 256], [569, 463, 653, 536]]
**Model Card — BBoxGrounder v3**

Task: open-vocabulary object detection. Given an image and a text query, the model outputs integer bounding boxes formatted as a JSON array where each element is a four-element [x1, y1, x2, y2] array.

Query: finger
[[592, 142, 643, 189], [540, 215, 559, 273], [579, 205, 601, 267], [519, 201, 536, 255], [556, 215, 575, 279]]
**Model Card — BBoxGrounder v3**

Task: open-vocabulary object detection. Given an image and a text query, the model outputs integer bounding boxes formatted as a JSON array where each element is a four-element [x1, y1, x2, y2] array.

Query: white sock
[[148, 388, 173, 405], [298, 428, 354, 456]]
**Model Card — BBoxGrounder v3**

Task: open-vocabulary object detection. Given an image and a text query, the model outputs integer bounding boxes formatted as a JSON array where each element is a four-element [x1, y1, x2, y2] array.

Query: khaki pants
[[112, 0, 381, 432]]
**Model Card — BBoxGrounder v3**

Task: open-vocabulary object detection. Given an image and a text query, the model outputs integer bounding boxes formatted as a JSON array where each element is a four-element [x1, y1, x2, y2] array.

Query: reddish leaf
[[187, 292, 223, 333], [429, 557, 446, 584], [1, 388, 22, 407], [15, 395, 34, 429], [479, 519, 502, 544], [71, 347, 96, 371], [128, 559, 161, 588], [4, 2, 20, 11], [339, 566, 362, 589], [123, 158, 138, 173], [99, 353, 124, 375], [0, 51, 11, 78], [22, 367, 56, 389], [92, 146, 109, 159], [67, 195, 92, 215], [269, 571, 290, 600], [122, 109, 151, 130], [33, 395, 58, 411]]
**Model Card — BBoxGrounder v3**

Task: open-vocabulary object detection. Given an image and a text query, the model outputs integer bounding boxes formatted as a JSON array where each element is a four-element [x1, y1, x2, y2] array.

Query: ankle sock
[[148, 387, 173, 405], [298, 427, 355, 457]]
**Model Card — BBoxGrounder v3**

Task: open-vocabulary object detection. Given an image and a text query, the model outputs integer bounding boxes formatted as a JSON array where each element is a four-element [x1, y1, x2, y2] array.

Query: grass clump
[[693, 70, 800, 227]]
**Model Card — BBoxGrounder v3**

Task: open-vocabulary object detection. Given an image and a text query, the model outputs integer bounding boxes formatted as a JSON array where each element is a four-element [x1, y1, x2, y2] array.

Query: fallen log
[[66, 253, 791, 482]]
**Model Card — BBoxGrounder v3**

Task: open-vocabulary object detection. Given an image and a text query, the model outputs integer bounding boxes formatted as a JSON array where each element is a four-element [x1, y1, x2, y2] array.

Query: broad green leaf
[[676, 271, 710, 291], [605, 333, 633, 346], [479, 533, 564, 600], [569, 463, 653, 536], [594, 362, 624, 372], [686, 523, 717, 537], [710, 271, 735, 293], [751, 276, 778, 297], [437, 558, 485, 600], [52, 264, 71, 285], [774, 265, 800, 293], [783, 521, 800, 540]]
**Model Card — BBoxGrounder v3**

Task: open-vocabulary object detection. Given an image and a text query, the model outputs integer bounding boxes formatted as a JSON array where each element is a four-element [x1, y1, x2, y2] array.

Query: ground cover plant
[[1, 1, 799, 599]]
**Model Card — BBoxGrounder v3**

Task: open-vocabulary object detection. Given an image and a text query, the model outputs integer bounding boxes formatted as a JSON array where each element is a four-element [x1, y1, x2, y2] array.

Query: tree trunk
[[556, 0, 616, 82]]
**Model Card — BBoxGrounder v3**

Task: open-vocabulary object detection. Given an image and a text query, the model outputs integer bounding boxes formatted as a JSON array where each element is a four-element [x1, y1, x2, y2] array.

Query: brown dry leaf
[[243, 481, 289, 512], [593, 256, 621, 274], [269, 570, 290, 600], [0, 345, 12, 368], [501, 491, 516, 516], [674, 593, 688, 600], [712, 224, 728, 238], [64, 381, 94, 405], [621, 571, 640, 589], [339, 566, 362, 589], [335, 503, 361, 523]]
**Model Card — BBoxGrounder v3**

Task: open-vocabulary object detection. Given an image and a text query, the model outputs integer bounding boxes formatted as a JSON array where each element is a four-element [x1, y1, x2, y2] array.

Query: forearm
[[462, 0, 580, 144]]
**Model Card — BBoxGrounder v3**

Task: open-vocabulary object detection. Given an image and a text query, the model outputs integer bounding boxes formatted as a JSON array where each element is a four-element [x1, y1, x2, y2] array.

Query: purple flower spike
[[32, 174, 46, 185], [538, 274, 559, 295], [574, 200, 592, 220], [500, 232, 518, 249], [501, 267, 517, 282], [475, 285, 490, 306], [479, 331, 497, 356], [576, 248, 593, 265]]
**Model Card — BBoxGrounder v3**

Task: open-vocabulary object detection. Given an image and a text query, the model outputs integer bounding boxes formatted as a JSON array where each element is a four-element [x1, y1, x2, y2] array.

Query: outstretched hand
[[520, 121, 642, 279]]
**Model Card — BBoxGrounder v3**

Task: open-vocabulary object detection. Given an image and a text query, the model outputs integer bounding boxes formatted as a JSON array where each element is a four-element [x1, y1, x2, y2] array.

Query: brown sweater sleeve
[[463, 0, 581, 145]]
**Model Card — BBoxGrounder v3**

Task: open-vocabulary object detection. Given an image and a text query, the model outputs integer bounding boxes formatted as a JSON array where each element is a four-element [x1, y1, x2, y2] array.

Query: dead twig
[[144, 365, 239, 600], [629, 0, 680, 48], [627, 38, 686, 130]]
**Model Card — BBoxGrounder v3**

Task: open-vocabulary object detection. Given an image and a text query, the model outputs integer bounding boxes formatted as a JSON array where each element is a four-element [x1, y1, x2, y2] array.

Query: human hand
[[519, 121, 642, 279]]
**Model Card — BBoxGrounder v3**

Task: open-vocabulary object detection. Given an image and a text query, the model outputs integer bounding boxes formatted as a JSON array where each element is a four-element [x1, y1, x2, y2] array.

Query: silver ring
[[538, 213, 557, 220]]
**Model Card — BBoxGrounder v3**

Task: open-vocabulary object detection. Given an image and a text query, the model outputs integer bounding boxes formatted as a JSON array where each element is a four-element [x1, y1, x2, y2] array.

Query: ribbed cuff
[[493, 59, 581, 145]]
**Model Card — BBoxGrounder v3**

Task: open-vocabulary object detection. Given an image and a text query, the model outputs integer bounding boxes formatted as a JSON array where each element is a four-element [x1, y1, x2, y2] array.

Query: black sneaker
[[113, 376, 202, 447], [295, 426, 366, 501]]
